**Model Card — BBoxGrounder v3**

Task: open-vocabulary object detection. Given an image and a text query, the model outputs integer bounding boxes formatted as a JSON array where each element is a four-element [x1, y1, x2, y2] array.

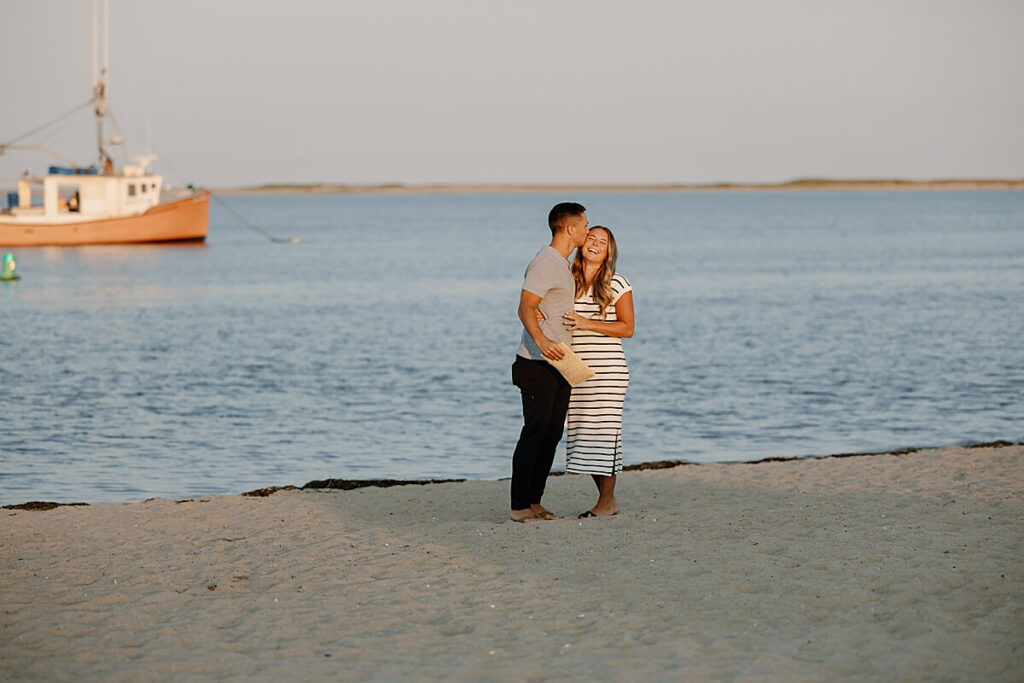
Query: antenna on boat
[[93, 0, 111, 174]]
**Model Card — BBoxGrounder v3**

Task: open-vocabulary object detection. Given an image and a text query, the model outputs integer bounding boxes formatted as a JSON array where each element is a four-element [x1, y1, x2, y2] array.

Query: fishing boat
[[0, 1, 208, 247]]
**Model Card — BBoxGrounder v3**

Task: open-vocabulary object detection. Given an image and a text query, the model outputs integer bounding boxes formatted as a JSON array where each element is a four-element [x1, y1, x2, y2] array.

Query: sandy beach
[[2, 444, 1021, 681]]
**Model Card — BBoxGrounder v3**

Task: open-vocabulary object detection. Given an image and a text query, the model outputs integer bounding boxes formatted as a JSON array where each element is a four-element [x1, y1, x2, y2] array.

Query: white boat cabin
[[5, 156, 163, 224]]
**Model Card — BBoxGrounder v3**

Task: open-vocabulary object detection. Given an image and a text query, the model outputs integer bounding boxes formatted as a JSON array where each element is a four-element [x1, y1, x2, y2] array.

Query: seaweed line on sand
[[4, 441, 1019, 510]]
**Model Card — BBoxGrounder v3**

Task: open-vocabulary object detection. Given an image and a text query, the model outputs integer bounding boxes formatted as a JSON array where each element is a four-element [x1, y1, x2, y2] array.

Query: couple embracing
[[510, 202, 635, 523]]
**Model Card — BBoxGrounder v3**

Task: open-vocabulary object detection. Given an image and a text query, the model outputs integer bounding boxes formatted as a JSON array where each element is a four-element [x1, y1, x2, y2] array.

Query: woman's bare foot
[[580, 495, 619, 517], [582, 475, 619, 517], [579, 504, 619, 518]]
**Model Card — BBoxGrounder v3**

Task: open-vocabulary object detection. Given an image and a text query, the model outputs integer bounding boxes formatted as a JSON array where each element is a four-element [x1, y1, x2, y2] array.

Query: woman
[[562, 225, 634, 518]]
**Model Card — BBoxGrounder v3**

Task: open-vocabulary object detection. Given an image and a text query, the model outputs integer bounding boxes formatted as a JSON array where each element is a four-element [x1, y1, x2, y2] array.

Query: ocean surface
[[2, 190, 1022, 505]]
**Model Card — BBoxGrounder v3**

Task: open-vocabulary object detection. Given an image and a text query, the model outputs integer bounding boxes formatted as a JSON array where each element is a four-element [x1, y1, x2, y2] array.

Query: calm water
[[2, 190, 1022, 504]]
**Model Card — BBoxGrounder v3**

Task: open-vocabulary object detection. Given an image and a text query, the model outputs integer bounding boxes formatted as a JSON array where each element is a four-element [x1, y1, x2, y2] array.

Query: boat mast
[[93, 0, 110, 173]]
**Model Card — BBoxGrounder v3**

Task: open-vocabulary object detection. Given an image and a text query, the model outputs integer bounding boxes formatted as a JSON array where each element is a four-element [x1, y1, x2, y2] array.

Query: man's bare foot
[[530, 504, 560, 520], [510, 508, 540, 523]]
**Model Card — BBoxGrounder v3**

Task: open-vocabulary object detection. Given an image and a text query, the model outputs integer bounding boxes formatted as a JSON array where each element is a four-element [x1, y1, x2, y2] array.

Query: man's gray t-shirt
[[517, 246, 574, 360]]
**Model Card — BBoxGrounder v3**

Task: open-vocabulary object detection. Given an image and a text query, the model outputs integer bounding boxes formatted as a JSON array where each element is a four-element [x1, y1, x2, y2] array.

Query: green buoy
[[1, 253, 19, 281]]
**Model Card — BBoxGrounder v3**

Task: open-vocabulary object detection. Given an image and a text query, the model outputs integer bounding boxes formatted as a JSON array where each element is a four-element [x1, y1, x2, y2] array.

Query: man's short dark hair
[[548, 202, 586, 236]]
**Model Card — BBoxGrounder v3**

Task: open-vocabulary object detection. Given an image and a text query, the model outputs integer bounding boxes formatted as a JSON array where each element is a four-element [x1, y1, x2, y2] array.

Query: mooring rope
[[208, 191, 300, 244]]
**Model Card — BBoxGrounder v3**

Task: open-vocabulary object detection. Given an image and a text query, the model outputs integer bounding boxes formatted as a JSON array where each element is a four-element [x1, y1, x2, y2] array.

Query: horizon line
[[211, 177, 1024, 195]]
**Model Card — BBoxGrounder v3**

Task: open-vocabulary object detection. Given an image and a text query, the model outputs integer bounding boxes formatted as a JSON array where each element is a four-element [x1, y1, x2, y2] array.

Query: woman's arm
[[563, 291, 634, 338]]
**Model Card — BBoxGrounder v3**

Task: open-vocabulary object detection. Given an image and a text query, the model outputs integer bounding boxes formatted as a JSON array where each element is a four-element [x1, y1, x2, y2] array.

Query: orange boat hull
[[0, 191, 209, 247]]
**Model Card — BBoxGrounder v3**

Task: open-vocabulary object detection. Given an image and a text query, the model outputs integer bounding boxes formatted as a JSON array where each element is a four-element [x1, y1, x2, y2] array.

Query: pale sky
[[2, 0, 1022, 188]]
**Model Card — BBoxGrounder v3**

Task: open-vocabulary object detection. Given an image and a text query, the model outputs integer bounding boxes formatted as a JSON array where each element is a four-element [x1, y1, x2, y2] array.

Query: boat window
[[141, 184, 147, 193], [128, 184, 136, 197]]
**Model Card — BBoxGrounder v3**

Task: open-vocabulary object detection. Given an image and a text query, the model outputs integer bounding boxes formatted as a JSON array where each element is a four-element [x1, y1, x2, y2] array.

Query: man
[[510, 202, 589, 522]]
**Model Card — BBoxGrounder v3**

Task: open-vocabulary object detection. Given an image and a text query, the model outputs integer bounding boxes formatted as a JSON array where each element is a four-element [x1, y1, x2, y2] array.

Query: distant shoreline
[[213, 178, 1024, 196]]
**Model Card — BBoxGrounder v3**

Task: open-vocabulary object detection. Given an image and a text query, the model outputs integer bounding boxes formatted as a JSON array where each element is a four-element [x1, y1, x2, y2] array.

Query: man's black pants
[[510, 355, 571, 510]]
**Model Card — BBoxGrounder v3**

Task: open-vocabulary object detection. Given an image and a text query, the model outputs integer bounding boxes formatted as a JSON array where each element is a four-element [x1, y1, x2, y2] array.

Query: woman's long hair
[[572, 226, 618, 318]]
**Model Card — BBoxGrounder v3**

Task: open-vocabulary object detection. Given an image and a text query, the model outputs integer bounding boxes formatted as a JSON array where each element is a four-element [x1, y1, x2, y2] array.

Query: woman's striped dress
[[566, 273, 631, 476]]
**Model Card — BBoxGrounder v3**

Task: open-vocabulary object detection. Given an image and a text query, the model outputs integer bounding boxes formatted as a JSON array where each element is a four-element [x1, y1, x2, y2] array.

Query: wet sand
[[2, 444, 1021, 680]]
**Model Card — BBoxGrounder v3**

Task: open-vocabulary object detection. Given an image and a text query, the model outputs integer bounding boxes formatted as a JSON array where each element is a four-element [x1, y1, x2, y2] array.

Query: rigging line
[[207, 191, 300, 244], [1, 97, 95, 147], [106, 106, 122, 137], [0, 144, 79, 166], [104, 107, 135, 160], [106, 106, 127, 142], [34, 114, 78, 146]]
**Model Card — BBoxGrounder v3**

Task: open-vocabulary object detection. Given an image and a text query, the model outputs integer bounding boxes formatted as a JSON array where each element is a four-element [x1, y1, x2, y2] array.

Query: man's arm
[[518, 290, 565, 360]]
